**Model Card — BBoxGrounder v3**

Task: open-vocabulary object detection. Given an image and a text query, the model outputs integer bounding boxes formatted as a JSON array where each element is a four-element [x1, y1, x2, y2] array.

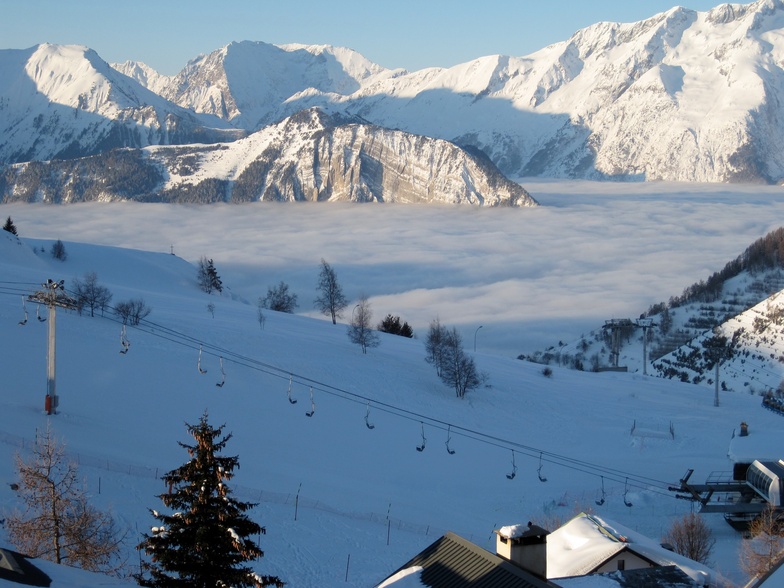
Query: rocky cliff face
[[0, 109, 534, 207]]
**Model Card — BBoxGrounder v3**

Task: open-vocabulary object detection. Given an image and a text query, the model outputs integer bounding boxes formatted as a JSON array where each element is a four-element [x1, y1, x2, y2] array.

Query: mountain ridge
[[0, 108, 535, 206]]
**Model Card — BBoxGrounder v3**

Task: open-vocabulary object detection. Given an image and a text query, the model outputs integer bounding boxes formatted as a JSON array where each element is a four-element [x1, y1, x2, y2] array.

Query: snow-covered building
[[545, 513, 723, 586], [378, 515, 727, 587]]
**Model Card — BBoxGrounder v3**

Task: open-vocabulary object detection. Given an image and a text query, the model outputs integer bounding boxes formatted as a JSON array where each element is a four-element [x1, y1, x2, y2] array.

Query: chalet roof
[[546, 513, 718, 585], [378, 531, 557, 588], [0, 548, 51, 587], [558, 565, 697, 587]]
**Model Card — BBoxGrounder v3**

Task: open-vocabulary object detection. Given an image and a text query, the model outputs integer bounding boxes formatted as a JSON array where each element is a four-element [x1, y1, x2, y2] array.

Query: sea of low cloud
[[3, 179, 783, 357]]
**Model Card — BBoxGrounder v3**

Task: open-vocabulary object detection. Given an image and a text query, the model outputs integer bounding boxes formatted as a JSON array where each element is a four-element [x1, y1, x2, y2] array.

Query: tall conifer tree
[[136, 412, 283, 587]]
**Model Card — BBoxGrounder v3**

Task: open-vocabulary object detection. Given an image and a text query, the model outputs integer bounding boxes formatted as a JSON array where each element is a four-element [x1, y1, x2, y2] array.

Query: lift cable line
[[100, 306, 679, 497], [0, 285, 679, 497]]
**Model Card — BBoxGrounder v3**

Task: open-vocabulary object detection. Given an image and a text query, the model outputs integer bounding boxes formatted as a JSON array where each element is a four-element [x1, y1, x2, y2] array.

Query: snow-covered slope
[[653, 281, 784, 393], [0, 216, 768, 586], [0, 44, 241, 164], [0, 108, 535, 206]]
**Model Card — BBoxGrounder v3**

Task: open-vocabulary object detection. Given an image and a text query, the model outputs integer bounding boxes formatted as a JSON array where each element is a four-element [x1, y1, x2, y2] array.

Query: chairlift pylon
[[416, 422, 426, 452], [445, 425, 455, 455], [119, 325, 130, 354], [197, 345, 208, 374], [18, 297, 27, 326], [365, 402, 375, 429], [305, 387, 315, 417], [537, 452, 548, 482], [506, 450, 517, 480], [287, 375, 297, 404], [215, 356, 226, 387]]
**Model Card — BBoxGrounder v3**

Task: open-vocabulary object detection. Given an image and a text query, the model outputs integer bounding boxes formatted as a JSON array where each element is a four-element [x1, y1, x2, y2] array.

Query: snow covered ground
[[1, 180, 783, 586]]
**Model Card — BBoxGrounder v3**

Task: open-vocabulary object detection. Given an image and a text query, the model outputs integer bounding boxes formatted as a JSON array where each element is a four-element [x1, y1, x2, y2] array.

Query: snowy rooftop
[[546, 513, 718, 586]]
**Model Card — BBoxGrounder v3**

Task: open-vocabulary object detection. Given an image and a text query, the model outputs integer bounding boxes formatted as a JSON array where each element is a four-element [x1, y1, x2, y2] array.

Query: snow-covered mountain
[[0, 44, 242, 164], [0, 108, 534, 206], [126, 0, 784, 183], [6, 1, 784, 183], [111, 59, 173, 96], [154, 41, 394, 130]]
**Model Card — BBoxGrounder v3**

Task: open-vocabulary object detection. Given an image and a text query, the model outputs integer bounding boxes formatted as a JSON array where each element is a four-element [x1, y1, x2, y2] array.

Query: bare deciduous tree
[[314, 258, 348, 325], [115, 298, 152, 326], [425, 318, 447, 376], [72, 272, 113, 317], [440, 327, 482, 398], [4, 424, 124, 573], [662, 512, 715, 565], [740, 505, 784, 581], [347, 295, 379, 354]]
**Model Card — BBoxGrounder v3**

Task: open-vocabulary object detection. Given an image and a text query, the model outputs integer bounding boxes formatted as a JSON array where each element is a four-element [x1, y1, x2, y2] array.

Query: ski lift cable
[[108, 320, 678, 493], [69, 296, 680, 494]]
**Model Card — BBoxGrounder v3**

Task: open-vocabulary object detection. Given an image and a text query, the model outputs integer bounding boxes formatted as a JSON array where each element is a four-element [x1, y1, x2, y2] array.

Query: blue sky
[[3, 1, 723, 73]]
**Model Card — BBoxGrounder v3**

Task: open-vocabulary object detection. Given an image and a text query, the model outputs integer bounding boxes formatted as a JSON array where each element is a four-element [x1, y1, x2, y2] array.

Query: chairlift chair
[[18, 297, 27, 326], [595, 476, 606, 506], [305, 387, 315, 417], [445, 425, 455, 455], [537, 452, 548, 482], [365, 402, 375, 429], [36, 304, 46, 322], [197, 345, 208, 374], [416, 423, 426, 452], [119, 325, 130, 354], [287, 375, 297, 404], [623, 478, 633, 507], [215, 356, 225, 388], [506, 451, 517, 480]]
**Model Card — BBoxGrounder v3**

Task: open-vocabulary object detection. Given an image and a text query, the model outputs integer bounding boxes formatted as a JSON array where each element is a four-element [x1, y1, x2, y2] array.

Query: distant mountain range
[[2, 0, 784, 205]]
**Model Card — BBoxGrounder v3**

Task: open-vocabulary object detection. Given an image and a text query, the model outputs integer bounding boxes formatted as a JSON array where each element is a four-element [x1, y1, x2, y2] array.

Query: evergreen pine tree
[[197, 257, 223, 294], [207, 260, 223, 294], [136, 412, 283, 587], [3, 216, 18, 235]]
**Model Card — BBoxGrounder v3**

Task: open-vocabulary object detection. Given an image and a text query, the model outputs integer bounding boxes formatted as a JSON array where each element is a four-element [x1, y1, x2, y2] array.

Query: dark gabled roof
[[0, 548, 51, 587], [591, 565, 697, 587], [380, 531, 557, 588]]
